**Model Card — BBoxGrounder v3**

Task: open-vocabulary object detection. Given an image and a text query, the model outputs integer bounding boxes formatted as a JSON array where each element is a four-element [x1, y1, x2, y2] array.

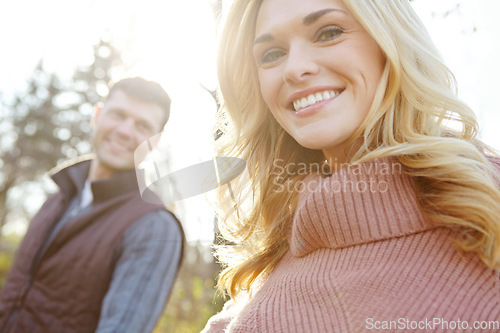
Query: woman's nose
[[283, 44, 320, 83]]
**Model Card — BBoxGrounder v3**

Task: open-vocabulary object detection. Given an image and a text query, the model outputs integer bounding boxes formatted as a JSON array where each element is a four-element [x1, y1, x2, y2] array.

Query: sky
[[412, 0, 500, 146], [0, 0, 499, 243]]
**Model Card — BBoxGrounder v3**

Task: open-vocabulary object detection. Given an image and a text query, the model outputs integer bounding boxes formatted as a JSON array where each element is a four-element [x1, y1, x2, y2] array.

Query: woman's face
[[253, 0, 385, 162]]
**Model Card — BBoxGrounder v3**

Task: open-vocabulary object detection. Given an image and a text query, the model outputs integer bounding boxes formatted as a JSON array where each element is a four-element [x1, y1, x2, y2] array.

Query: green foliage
[[0, 227, 23, 288], [0, 250, 14, 288]]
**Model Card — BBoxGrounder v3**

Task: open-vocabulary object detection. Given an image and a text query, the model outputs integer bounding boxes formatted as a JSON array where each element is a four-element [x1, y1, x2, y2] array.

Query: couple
[[2, 0, 500, 332]]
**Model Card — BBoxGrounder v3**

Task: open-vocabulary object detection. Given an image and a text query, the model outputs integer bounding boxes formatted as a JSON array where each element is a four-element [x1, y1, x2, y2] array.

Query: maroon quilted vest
[[0, 160, 168, 333]]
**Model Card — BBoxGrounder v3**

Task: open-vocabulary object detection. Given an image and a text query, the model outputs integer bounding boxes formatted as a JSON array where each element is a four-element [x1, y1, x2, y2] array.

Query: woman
[[204, 0, 500, 331]]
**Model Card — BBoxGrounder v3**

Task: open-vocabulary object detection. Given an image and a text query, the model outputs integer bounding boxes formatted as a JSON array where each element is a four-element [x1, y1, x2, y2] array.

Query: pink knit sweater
[[203, 157, 500, 333]]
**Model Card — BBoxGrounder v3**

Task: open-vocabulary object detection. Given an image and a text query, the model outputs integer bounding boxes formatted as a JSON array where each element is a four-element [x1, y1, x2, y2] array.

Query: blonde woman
[[204, 0, 500, 331]]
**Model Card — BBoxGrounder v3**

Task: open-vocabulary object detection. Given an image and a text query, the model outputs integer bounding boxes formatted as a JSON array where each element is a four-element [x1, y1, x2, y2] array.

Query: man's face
[[90, 89, 165, 180]]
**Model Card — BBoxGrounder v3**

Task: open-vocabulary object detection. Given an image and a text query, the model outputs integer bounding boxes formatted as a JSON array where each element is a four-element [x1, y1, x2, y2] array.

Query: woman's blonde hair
[[214, 0, 500, 298]]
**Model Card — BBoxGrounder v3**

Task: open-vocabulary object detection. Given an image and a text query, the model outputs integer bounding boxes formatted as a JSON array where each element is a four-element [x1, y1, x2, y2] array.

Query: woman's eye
[[317, 26, 344, 42], [261, 49, 286, 65]]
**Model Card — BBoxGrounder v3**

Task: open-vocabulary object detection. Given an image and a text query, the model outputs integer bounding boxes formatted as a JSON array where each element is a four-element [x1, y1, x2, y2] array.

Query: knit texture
[[203, 157, 500, 333]]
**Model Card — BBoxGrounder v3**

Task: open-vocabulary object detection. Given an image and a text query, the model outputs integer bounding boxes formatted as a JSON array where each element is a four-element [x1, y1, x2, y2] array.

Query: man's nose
[[115, 118, 135, 136]]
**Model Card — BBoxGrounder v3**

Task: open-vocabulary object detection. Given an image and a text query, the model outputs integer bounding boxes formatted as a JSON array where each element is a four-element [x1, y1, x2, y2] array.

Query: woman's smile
[[254, 0, 385, 161], [291, 89, 342, 112]]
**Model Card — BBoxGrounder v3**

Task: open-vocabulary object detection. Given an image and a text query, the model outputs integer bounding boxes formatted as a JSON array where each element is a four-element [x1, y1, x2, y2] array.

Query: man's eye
[[137, 122, 151, 132], [317, 26, 344, 42], [110, 110, 124, 119], [261, 49, 286, 64]]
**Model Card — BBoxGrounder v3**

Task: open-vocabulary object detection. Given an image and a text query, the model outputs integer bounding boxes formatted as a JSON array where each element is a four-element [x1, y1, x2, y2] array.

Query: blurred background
[[0, 0, 499, 331]]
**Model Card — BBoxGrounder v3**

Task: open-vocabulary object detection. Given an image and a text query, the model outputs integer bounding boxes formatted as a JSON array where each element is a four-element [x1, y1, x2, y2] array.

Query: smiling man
[[0, 77, 183, 333]]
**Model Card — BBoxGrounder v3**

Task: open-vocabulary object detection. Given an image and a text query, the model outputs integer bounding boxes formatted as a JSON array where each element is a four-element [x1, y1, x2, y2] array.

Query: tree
[[0, 38, 124, 247]]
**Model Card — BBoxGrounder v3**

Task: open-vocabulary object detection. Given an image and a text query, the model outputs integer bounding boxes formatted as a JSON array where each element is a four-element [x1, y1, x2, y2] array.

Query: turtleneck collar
[[289, 157, 434, 257]]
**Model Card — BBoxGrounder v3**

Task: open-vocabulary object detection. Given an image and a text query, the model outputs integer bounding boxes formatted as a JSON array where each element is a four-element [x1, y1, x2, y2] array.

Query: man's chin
[[99, 158, 135, 172]]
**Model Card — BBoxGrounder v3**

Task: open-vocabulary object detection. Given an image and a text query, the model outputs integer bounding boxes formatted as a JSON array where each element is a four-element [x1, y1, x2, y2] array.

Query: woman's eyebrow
[[303, 8, 345, 25], [254, 8, 346, 45], [254, 33, 274, 45]]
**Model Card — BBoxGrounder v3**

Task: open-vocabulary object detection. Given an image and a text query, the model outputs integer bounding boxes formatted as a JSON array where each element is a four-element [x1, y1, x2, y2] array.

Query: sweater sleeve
[[201, 299, 239, 333], [95, 210, 182, 333]]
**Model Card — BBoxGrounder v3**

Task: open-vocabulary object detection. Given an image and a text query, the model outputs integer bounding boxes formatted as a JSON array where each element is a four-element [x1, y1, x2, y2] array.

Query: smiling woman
[[253, 0, 385, 162], [203, 0, 500, 332]]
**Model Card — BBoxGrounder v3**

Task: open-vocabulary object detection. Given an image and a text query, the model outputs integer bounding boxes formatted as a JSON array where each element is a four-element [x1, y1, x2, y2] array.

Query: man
[[0, 77, 183, 333]]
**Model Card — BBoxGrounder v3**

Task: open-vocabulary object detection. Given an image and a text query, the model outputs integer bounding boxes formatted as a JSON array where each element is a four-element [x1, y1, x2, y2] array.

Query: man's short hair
[[106, 77, 171, 127]]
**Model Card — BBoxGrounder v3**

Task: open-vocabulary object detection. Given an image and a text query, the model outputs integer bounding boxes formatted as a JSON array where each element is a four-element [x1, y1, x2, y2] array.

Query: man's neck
[[88, 160, 115, 182]]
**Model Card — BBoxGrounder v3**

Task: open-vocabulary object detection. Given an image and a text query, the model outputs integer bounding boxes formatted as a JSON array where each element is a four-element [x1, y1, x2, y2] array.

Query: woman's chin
[[294, 136, 340, 152]]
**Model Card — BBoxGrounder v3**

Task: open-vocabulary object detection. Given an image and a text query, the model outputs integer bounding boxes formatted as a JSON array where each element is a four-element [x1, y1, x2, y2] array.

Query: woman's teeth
[[293, 90, 340, 111]]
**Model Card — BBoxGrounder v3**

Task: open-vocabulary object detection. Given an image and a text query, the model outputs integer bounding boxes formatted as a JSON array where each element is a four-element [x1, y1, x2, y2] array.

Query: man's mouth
[[108, 140, 132, 152]]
